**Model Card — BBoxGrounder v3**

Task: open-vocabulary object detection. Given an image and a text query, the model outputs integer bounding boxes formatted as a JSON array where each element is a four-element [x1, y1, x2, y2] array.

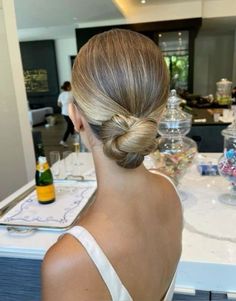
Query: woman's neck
[[91, 145, 148, 197]]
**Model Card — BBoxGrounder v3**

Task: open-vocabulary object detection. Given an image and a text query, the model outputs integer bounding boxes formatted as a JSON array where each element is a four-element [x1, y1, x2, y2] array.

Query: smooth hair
[[61, 81, 71, 91], [72, 29, 169, 168]]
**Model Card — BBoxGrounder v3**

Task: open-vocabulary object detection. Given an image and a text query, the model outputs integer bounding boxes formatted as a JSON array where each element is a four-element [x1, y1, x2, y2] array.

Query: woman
[[57, 81, 74, 147], [42, 29, 182, 301]]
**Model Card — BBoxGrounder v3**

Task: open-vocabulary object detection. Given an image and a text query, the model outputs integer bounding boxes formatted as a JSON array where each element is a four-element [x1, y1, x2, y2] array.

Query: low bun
[[100, 114, 158, 169]]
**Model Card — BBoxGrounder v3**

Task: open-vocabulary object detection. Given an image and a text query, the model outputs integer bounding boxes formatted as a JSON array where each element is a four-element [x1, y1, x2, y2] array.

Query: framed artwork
[[24, 69, 49, 93]]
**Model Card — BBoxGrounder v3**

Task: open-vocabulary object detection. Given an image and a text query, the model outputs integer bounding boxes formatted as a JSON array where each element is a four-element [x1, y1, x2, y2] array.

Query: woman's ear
[[68, 102, 82, 132]]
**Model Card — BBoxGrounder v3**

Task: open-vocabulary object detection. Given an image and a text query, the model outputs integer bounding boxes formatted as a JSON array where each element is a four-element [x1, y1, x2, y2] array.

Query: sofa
[[28, 107, 53, 126]]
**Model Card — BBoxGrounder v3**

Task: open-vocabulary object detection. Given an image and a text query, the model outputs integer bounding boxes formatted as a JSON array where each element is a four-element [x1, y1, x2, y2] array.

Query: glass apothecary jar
[[216, 78, 232, 106], [151, 90, 197, 184], [218, 120, 236, 205]]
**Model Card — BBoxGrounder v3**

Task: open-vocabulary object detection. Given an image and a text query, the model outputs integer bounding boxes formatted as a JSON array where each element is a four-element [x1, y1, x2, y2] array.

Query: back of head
[[72, 29, 169, 168], [61, 81, 71, 91]]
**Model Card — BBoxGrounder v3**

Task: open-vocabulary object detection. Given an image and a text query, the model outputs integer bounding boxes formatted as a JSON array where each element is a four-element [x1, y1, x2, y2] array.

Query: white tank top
[[66, 225, 176, 301]]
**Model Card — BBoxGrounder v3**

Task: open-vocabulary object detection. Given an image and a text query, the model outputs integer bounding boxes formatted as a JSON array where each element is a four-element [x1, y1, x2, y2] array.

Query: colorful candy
[[151, 147, 197, 184], [218, 148, 236, 183]]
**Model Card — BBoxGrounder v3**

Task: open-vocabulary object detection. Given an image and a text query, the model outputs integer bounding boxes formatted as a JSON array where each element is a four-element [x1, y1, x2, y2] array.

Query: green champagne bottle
[[35, 156, 56, 204]]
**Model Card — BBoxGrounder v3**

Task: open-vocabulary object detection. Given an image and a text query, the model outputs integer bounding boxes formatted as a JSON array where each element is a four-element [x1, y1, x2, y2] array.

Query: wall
[[20, 40, 59, 110], [55, 38, 77, 86], [194, 31, 235, 95], [44, 26, 236, 99], [0, 0, 35, 200]]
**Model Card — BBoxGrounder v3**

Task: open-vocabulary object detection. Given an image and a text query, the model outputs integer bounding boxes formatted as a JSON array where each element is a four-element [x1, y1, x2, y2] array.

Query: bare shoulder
[[41, 234, 110, 301], [150, 172, 183, 226], [42, 234, 83, 277], [153, 172, 181, 205], [152, 172, 183, 256]]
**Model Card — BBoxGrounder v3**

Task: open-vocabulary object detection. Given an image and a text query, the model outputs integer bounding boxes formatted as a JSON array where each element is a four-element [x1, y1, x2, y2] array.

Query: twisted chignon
[[100, 114, 158, 168]]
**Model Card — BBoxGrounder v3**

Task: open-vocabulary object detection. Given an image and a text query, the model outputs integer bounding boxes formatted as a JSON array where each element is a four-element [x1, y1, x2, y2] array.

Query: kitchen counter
[[0, 153, 235, 300]]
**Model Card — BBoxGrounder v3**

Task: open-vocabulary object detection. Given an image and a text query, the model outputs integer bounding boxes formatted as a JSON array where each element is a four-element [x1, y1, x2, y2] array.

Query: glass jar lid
[[158, 89, 192, 136], [216, 78, 232, 87]]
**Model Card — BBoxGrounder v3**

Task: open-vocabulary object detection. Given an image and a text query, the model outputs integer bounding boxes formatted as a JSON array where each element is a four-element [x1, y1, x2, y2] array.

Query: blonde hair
[[72, 29, 169, 168]]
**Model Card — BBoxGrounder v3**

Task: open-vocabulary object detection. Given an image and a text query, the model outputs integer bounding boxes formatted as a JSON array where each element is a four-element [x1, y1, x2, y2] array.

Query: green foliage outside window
[[164, 55, 189, 90]]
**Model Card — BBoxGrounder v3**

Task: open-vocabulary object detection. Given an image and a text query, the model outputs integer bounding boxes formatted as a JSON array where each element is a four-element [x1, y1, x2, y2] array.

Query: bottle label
[[36, 184, 55, 203]]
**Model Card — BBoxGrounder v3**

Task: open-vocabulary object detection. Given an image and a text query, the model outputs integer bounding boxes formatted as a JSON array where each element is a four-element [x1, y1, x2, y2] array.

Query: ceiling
[[13, 0, 236, 40], [13, 0, 203, 30], [13, 0, 124, 29]]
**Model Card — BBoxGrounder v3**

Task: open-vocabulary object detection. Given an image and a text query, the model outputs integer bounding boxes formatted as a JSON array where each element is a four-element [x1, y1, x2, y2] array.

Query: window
[[157, 31, 189, 91]]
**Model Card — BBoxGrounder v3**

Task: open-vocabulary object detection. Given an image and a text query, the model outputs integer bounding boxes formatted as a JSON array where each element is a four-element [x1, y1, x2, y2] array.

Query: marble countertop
[[177, 153, 236, 293], [180, 153, 236, 264], [0, 152, 235, 292]]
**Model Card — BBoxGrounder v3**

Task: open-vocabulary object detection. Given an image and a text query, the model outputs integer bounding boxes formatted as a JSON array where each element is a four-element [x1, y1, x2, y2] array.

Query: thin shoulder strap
[[66, 226, 133, 301]]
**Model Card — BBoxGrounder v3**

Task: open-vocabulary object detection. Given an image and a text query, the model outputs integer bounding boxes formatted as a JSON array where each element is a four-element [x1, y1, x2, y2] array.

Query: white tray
[[0, 181, 96, 231]]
